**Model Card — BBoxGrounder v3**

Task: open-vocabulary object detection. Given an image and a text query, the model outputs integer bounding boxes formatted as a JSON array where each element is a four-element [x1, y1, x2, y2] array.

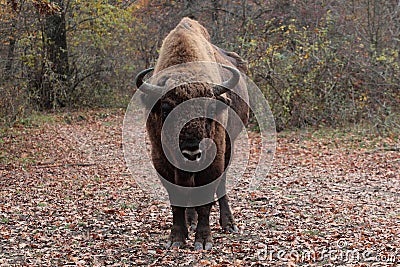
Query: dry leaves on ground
[[0, 109, 399, 266]]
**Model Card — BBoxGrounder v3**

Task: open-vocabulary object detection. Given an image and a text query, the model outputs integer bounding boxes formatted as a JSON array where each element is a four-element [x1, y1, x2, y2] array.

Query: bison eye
[[161, 103, 173, 120]]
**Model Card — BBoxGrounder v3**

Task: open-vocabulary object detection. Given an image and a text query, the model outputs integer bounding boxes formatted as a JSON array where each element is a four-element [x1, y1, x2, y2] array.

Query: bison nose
[[182, 148, 202, 161]]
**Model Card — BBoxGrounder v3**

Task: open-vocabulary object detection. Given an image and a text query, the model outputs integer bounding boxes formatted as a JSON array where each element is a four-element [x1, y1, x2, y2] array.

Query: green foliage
[[0, 0, 147, 121], [1, 0, 399, 132], [245, 10, 399, 132], [66, 1, 146, 107]]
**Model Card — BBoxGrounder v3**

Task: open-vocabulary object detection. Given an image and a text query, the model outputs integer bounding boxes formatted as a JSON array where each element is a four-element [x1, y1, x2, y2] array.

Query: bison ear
[[216, 95, 231, 108], [212, 85, 229, 96]]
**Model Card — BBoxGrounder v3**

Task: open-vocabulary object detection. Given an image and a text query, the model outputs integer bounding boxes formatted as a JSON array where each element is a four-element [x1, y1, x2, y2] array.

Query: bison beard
[[135, 17, 249, 250]]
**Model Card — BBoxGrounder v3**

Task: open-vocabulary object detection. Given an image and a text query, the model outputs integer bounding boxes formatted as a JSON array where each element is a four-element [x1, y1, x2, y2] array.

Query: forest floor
[[0, 108, 399, 266]]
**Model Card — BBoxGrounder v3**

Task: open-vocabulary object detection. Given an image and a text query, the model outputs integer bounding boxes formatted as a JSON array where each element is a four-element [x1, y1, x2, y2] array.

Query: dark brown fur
[[145, 17, 249, 250]]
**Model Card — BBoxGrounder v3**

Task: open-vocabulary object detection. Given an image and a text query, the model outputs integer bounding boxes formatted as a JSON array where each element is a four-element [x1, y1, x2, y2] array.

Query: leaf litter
[[0, 109, 399, 266]]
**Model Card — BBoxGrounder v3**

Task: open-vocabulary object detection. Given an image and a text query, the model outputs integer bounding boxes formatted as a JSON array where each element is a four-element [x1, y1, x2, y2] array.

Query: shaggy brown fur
[[144, 17, 249, 250]]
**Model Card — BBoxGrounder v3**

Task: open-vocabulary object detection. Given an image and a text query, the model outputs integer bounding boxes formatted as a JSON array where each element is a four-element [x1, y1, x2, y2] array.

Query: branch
[[71, 69, 108, 92], [36, 162, 96, 168]]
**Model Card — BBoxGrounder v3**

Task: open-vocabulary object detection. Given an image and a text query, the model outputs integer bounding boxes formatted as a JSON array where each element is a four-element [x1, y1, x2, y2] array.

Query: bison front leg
[[218, 194, 238, 233], [218, 137, 239, 234], [167, 206, 188, 249], [216, 173, 239, 233], [194, 203, 213, 250], [186, 208, 197, 231]]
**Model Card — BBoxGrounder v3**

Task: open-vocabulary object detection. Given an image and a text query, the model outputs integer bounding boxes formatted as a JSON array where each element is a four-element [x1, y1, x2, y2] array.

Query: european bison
[[135, 17, 249, 250]]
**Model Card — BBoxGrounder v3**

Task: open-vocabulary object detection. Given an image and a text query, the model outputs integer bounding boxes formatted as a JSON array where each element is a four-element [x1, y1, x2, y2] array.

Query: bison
[[134, 17, 249, 250]]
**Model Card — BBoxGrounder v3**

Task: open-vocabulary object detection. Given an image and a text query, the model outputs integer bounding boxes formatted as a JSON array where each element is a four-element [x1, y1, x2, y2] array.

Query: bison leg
[[217, 135, 239, 233], [218, 194, 239, 233], [167, 206, 188, 249], [216, 172, 238, 233], [194, 204, 213, 250], [186, 207, 197, 231]]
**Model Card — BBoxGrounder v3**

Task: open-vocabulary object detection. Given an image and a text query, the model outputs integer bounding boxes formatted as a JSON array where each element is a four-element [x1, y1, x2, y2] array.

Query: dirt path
[[1, 109, 399, 266]]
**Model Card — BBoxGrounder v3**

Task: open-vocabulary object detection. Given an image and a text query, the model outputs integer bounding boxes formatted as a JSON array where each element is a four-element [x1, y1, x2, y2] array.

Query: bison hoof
[[189, 223, 197, 232], [224, 224, 239, 233], [166, 241, 184, 249], [194, 241, 213, 251]]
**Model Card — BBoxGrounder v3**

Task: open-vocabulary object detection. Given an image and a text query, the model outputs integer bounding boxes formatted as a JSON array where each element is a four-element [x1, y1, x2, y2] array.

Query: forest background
[[1, 0, 399, 132]]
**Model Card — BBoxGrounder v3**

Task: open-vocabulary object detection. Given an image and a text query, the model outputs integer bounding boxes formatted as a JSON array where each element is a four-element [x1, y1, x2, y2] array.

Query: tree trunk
[[5, 36, 16, 80], [37, 0, 69, 109], [45, 0, 69, 78], [211, 0, 223, 43]]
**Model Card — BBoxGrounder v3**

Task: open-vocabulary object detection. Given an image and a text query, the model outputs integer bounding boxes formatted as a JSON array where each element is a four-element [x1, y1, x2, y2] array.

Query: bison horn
[[134, 68, 163, 97], [213, 65, 241, 96]]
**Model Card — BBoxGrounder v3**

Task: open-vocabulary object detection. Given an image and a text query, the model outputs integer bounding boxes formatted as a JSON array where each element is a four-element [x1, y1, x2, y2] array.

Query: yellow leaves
[[287, 24, 297, 33], [391, 49, 399, 59], [376, 55, 387, 62], [360, 93, 368, 102], [265, 43, 284, 55], [249, 39, 257, 47], [141, 0, 150, 7], [0, 0, 18, 21], [132, 0, 150, 10], [67, 0, 140, 54], [31, 0, 61, 15]]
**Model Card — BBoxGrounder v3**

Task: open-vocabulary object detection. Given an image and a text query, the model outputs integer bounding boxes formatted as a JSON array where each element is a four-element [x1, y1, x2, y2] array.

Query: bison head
[[135, 65, 240, 173]]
